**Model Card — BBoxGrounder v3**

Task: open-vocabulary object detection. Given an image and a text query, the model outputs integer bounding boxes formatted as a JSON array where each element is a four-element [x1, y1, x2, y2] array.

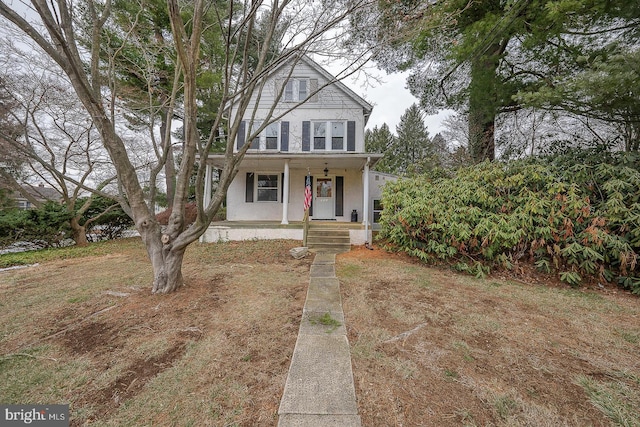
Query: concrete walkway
[[278, 252, 361, 427]]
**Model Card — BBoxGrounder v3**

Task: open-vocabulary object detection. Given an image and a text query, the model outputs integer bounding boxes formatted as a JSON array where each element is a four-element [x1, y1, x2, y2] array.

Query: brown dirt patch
[[0, 238, 311, 426], [61, 321, 124, 355], [76, 342, 188, 425], [339, 243, 640, 427], [2, 238, 637, 426]]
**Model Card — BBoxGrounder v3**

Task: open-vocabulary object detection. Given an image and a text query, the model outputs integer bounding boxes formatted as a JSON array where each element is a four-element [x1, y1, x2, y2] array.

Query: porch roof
[[204, 152, 383, 170]]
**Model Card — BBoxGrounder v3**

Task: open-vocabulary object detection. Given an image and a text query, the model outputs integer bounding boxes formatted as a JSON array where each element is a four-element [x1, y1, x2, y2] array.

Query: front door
[[314, 177, 334, 220]]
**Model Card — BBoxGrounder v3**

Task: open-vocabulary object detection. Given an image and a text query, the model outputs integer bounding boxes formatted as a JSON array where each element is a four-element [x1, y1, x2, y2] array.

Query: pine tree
[[365, 123, 396, 174], [393, 104, 431, 175]]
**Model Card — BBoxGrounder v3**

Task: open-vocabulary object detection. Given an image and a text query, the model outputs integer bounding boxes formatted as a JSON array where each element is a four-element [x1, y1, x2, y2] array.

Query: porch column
[[200, 162, 213, 243], [203, 163, 212, 208], [362, 158, 370, 239], [281, 159, 290, 224]]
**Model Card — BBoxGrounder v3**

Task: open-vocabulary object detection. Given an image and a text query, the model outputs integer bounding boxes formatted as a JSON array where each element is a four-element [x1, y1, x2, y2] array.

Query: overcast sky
[[339, 69, 452, 136]]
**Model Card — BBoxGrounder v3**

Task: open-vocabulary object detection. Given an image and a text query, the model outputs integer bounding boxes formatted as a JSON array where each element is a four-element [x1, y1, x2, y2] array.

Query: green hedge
[[378, 151, 640, 293], [0, 202, 71, 248]]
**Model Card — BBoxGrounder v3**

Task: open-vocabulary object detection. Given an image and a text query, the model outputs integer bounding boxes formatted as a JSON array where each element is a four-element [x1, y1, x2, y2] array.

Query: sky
[[339, 69, 452, 136]]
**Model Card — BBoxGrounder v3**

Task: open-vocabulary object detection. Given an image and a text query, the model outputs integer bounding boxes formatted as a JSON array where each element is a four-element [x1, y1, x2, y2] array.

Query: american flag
[[303, 175, 312, 212]]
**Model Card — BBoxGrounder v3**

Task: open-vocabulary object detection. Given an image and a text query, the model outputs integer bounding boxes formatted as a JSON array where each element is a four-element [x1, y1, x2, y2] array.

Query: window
[[265, 123, 279, 150], [313, 122, 326, 150], [257, 174, 279, 202], [284, 81, 294, 101], [311, 121, 346, 151], [373, 199, 383, 223], [250, 121, 262, 149], [331, 122, 344, 150], [298, 79, 307, 99], [245, 121, 279, 150], [284, 78, 309, 102], [316, 178, 332, 198]]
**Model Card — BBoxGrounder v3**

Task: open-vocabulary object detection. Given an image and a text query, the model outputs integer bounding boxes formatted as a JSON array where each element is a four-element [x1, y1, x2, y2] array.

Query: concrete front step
[[308, 237, 350, 244], [307, 229, 350, 236], [308, 246, 350, 254], [307, 228, 350, 252]]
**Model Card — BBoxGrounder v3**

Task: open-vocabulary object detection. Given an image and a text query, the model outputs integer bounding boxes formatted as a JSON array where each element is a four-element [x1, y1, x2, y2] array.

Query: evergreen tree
[[365, 123, 396, 174], [430, 132, 449, 168], [393, 104, 431, 175], [350, 0, 640, 160]]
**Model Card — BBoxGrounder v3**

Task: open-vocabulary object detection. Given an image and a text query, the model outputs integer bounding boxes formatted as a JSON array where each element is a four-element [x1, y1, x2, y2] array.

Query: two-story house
[[200, 56, 383, 246]]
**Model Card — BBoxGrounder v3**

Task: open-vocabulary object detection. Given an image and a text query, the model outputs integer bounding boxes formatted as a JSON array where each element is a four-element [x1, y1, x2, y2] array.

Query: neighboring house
[[13, 183, 61, 209], [201, 56, 384, 245]]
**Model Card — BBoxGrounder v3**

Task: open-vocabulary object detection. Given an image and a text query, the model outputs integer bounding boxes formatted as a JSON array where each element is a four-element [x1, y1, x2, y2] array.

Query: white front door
[[314, 177, 334, 219]]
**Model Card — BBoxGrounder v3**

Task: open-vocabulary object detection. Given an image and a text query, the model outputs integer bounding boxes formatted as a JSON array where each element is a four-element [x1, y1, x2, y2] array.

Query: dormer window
[[283, 78, 317, 102]]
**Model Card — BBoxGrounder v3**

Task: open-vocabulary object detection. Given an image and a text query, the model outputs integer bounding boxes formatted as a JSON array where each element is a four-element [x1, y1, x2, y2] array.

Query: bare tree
[[0, 75, 29, 205], [0, 64, 126, 245], [0, 0, 375, 293]]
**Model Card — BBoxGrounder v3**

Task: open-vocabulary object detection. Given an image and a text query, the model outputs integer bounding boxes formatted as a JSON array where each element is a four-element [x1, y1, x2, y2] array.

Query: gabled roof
[[18, 184, 61, 202], [301, 55, 373, 116], [268, 54, 373, 119]]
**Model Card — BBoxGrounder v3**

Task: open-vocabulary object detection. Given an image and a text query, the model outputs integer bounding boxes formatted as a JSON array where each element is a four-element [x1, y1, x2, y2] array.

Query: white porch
[[200, 220, 370, 246], [202, 153, 382, 244]]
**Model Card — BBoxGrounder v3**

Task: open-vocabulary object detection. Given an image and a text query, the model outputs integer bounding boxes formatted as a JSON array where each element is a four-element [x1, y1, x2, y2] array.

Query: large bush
[[0, 197, 134, 249], [82, 196, 134, 241], [378, 150, 640, 293], [0, 201, 71, 248]]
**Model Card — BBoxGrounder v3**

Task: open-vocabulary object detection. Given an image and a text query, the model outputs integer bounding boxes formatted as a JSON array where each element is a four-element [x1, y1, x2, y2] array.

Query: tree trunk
[[149, 239, 186, 294], [468, 110, 495, 162], [468, 46, 501, 163], [70, 217, 89, 247]]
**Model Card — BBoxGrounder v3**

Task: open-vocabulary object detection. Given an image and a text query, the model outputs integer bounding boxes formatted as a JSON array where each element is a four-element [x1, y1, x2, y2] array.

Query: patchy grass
[[339, 245, 640, 427], [308, 312, 342, 333], [0, 238, 311, 426], [0, 239, 140, 268], [577, 372, 640, 427], [2, 239, 639, 426]]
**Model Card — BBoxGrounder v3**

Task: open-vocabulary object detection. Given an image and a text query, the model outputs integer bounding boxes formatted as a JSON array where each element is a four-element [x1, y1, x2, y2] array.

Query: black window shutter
[[237, 121, 246, 150], [281, 121, 289, 151], [280, 173, 284, 203], [347, 121, 356, 152], [245, 172, 254, 202], [302, 121, 310, 151], [335, 176, 344, 216], [309, 79, 319, 102]]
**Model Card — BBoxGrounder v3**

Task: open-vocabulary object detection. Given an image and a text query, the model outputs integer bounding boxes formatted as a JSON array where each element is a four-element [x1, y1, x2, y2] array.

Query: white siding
[[368, 171, 397, 229], [227, 168, 365, 222], [232, 59, 369, 153]]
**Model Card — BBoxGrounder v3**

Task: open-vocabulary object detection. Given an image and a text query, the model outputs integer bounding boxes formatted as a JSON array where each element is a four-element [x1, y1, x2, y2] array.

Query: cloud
[[345, 70, 452, 135]]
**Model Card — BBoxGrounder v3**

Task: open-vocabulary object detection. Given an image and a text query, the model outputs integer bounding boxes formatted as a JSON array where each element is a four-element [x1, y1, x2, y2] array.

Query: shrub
[[378, 151, 640, 293], [82, 196, 134, 241], [0, 202, 71, 248]]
